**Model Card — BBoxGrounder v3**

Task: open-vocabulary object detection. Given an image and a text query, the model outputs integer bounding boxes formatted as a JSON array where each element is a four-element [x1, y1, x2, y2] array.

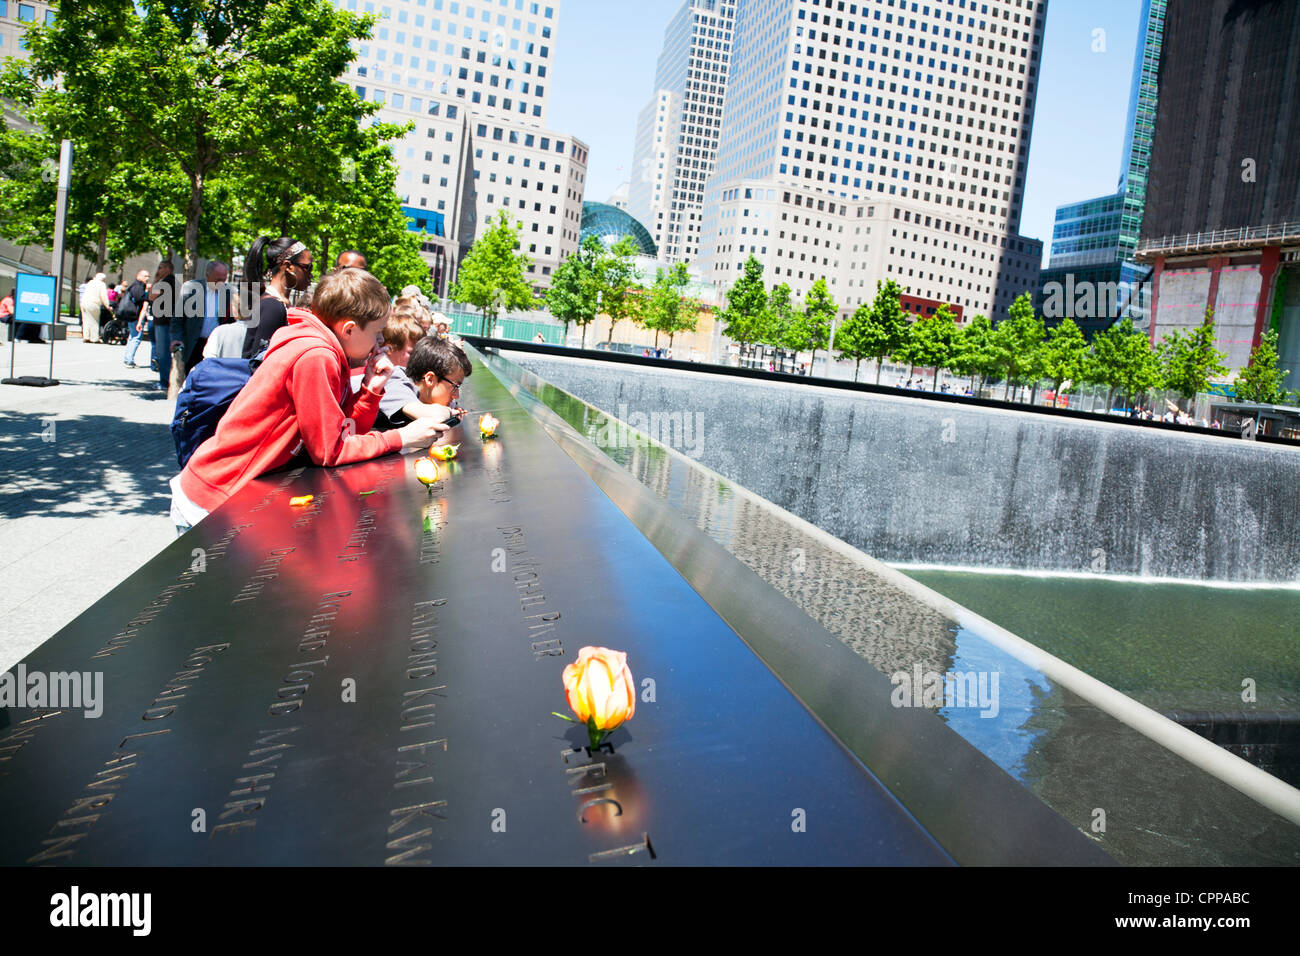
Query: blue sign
[[15, 273, 57, 325]]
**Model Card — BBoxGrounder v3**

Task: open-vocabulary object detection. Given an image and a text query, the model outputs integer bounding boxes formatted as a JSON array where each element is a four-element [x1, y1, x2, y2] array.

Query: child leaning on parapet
[[375, 334, 471, 431], [169, 268, 447, 532]]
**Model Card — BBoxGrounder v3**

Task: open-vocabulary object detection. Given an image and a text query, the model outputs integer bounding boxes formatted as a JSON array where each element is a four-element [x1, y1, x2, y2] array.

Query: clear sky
[[548, 0, 1144, 266]]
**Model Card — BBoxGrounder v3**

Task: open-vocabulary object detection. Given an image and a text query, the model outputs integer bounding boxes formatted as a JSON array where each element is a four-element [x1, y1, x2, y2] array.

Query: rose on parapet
[[556, 646, 636, 751], [414, 457, 441, 487]]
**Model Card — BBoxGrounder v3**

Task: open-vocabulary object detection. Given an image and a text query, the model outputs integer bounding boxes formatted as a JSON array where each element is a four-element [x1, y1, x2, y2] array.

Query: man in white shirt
[[79, 272, 111, 343]]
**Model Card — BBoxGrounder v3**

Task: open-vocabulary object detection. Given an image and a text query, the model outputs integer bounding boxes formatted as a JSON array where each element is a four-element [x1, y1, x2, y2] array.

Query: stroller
[[100, 304, 128, 345]]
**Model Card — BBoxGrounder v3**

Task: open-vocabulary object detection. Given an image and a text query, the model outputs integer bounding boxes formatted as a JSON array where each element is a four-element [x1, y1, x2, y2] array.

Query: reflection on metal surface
[[0, 349, 963, 866], [483, 347, 1300, 866]]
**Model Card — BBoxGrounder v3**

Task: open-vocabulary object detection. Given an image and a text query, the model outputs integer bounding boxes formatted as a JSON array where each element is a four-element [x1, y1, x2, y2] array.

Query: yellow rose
[[414, 457, 441, 486], [562, 647, 635, 748], [428, 443, 460, 461], [479, 412, 500, 438]]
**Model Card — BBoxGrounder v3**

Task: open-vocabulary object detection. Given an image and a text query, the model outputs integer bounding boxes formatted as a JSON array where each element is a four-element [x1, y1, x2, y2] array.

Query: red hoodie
[[180, 307, 403, 512]]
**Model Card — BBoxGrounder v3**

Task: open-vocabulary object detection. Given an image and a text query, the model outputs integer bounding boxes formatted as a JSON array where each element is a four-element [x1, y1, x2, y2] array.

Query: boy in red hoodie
[[170, 268, 445, 530]]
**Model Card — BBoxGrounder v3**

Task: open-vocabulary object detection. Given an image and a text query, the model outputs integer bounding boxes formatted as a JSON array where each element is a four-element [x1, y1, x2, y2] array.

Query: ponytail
[[245, 236, 303, 284], [246, 236, 270, 284]]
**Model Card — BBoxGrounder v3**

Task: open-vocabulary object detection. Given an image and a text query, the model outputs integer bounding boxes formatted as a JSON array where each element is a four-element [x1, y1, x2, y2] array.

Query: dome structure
[[580, 202, 657, 258]]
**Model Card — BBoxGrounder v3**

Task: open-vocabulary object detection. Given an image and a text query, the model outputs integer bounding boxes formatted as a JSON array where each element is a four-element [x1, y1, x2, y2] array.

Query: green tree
[[1158, 305, 1230, 409], [642, 262, 695, 349], [451, 209, 536, 336], [546, 234, 602, 347], [4, 0, 387, 281], [908, 305, 959, 390], [240, 105, 426, 291], [949, 313, 997, 394], [859, 279, 910, 384], [1234, 329, 1290, 405], [1040, 317, 1089, 399], [788, 277, 835, 372], [1090, 317, 1162, 412], [834, 302, 873, 381], [718, 254, 768, 359], [991, 292, 1046, 400], [764, 282, 797, 370], [597, 236, 644, 344]]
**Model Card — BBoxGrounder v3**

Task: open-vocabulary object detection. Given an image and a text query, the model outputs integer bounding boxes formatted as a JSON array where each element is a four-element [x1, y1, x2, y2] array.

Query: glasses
[[440, 376, 463, 394]]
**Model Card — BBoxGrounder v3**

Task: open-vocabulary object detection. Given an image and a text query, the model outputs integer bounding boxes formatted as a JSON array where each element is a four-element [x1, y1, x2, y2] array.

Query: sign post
[[2, 272, 60, 386], [3, 139, 70, 387]]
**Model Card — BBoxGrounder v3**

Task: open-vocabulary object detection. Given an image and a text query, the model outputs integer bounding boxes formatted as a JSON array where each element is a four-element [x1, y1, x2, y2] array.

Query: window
[[18, 2, 35, 21]]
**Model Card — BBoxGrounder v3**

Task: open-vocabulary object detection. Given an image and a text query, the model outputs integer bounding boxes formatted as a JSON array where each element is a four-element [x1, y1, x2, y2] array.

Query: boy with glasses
[[375, 335, 471, 431]]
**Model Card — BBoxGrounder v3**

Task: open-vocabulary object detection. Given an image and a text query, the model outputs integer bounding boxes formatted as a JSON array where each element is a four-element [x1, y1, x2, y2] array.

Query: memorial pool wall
[[506, 352, 1300, 584]]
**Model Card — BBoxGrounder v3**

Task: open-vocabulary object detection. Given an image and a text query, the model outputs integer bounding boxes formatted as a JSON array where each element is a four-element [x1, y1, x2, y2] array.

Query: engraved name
[[385, 598, 451, 865], [92, 523, 251, 659], [230, 547, 296, 605], [338, 507, 378, 563], [498, 526, 563, 660], [26, 640, 231, 862], [210, 589, 350, 839]]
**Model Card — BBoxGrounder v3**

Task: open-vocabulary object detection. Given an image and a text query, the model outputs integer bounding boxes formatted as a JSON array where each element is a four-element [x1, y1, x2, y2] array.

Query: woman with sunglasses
[[241, 235, 314, 359]]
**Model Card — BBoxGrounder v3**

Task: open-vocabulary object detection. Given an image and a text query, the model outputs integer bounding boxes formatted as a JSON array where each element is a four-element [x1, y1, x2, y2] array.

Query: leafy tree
[[859, 279, 910, 384], [244, 110, 427, 292], [764, 282, 797, 370], [1234, 329, 1290, 405], [834, 302, 873, 381], [1040, 317, 1089, 399], [908, 305, 959, 390], [1158, 305, 1229, 408], [991, 292, 1046, 400], [718, 254, 768, 359], [1089, 317, 1163, 412], [598, 236, 644, 344], [949, 313, 997, 393], [451, 209, 535, 336], [546, 234, 602, 347], [788, 277, 835, 372], [642, 262, 696, 348], [4, 0, 388, 281]]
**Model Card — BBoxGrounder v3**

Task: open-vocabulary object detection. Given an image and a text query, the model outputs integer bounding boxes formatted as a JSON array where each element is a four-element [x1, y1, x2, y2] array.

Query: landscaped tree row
[[718, 254, 1295, 407]]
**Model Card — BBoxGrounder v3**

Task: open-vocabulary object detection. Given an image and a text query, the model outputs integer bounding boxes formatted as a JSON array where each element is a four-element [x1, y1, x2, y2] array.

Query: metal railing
[[1136, 221, 1300, 256]]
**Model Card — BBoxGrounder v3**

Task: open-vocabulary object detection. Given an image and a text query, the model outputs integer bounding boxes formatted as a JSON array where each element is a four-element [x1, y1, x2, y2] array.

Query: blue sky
[[548, 0, 1145, 266]]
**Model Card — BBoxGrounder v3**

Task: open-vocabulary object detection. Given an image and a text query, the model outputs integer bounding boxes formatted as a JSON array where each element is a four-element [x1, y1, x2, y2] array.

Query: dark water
[[903, 569, 1300, 714]]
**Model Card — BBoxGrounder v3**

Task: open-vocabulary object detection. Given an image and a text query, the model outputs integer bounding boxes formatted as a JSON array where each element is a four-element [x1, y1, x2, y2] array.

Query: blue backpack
[[170, 357, 260, 467]]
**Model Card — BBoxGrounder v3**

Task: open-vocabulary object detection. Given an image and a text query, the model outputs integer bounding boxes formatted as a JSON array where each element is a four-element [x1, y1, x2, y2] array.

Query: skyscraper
[[335, 0, 589, 295], [1039, 0, 1165, 336], [1137, 0, 1300, 385], [629, 0, 736, 263], [695, 0, 1046, 324]]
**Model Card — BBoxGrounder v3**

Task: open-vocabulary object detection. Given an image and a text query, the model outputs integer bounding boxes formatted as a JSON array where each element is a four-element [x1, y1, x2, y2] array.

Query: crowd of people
[[160, 237, 464, 534]]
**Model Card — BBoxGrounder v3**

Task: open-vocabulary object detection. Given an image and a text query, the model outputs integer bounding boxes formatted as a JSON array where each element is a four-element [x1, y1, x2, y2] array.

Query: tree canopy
[[1234, 328, 1290, 405], [1158, 306, 1229, 405], [1, 0, 424, 288], [719, 255, 768, 350], [545, 234, 603, 347], [451, 209, 535, 336]]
